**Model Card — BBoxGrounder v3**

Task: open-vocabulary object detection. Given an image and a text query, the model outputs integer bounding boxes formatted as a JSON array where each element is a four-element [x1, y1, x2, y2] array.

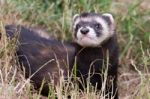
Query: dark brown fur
[[5, 25, 76, 96], [74, 34, 119, 99]]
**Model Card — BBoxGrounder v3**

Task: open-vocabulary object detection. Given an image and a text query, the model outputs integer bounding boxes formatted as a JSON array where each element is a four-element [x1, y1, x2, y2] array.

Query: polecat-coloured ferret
[[4, 12, 119, 99]]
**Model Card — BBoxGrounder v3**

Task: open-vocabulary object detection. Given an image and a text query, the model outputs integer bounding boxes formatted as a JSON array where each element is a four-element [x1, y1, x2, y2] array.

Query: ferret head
[[72, 12, 115, 47]]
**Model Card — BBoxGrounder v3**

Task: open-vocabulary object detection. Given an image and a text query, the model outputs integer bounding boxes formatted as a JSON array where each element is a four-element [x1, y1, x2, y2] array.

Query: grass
[[0, 0, 150, 99]]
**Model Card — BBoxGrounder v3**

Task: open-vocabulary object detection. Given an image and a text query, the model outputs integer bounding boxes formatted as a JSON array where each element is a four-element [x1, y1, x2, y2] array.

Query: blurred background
[[0, 0, 150, 99]]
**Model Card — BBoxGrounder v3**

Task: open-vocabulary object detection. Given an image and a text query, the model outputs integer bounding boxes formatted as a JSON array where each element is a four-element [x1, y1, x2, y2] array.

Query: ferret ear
[[73, 14, 79, 21], [102, 13, 114, 25]]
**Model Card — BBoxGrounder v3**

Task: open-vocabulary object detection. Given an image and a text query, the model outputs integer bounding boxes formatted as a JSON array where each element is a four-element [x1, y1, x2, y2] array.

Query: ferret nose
[[80, 27, 89, 35]]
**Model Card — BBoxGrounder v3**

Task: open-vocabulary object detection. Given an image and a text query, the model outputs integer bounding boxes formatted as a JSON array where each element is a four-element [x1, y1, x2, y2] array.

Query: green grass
[[0, 0, 150, 99]]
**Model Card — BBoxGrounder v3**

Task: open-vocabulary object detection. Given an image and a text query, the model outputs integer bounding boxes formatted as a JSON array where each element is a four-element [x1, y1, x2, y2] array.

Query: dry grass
[[0, 0, 150, 99]]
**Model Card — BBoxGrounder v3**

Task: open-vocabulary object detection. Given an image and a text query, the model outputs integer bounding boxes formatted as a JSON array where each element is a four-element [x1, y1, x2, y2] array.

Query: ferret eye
[[76, 24, 81, 29], [95, 23, 101, 29]]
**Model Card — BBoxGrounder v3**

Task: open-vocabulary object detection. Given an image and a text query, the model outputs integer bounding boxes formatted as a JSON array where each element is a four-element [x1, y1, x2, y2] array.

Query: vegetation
[[0, 0, 150, 98]]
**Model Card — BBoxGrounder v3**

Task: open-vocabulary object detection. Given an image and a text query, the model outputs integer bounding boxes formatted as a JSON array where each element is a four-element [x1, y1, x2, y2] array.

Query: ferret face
[[72, 12, 115, 47]]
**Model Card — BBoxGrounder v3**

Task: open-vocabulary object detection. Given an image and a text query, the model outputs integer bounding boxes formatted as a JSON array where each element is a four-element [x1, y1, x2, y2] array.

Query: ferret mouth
[[79, 36, 97, 43], [76, 37, 99, 47], [80, 35, 93, 40]]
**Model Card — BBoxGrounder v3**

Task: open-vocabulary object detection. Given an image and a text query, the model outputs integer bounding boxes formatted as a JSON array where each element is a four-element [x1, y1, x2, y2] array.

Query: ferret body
[[72, 12, 119, 99], [5, 25, 76, 96]]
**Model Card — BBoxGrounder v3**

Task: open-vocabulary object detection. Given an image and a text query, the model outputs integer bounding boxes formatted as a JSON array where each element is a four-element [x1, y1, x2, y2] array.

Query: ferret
[[72, 12, 119, 99], [5, 25, 76, 96], [3, 12, 119, 98]]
